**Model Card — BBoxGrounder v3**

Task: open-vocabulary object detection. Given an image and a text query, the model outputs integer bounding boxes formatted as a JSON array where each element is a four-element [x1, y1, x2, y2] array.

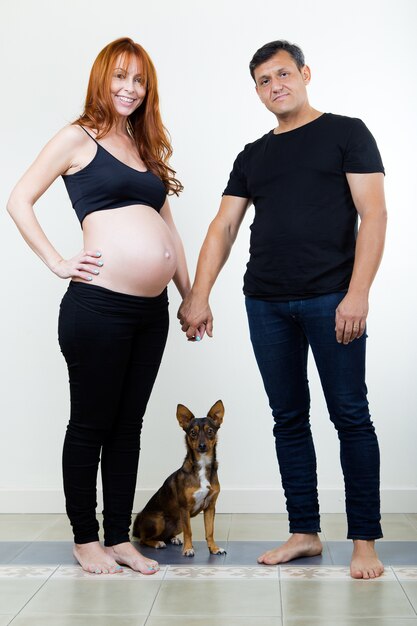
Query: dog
[[133, 400, 226, 557]]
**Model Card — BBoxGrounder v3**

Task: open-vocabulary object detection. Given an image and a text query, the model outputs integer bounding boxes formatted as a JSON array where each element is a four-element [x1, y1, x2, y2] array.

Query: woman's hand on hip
[[52, 249, 103, 281]]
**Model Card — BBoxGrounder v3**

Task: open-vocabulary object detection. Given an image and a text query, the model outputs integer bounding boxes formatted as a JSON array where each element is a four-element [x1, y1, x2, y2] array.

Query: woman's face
[[110, 55, 146, 117]]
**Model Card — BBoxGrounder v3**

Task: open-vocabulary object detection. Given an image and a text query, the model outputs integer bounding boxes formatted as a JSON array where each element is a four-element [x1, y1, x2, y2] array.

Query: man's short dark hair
[[249, 40, 305, 81]]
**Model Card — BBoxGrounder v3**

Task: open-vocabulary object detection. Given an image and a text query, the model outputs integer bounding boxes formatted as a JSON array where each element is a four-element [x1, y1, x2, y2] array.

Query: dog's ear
[[207, 400, 224, 427], [177, 404, 195, 430]]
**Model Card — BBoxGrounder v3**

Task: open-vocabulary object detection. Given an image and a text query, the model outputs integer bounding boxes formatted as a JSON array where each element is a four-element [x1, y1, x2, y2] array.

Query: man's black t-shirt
[[223, 113, 384, 300]]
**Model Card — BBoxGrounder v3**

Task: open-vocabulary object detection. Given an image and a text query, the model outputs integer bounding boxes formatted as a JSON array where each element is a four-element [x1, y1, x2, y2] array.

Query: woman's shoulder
[[52, 123, 93, 148]]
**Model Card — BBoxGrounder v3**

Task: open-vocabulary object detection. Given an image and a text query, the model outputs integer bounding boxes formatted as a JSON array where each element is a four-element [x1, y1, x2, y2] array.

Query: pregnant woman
[[7, 37, 191, 575]]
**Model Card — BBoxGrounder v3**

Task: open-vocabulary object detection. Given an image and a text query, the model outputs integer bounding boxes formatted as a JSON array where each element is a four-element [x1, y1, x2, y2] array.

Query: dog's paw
[[210, 547, 227, 555], [183, 548, 195, 557], [170, 536, 183, 546], [155, 541, 167, 549]]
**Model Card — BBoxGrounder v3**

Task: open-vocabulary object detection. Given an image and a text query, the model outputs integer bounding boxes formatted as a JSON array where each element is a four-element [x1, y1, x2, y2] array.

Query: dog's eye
[[189, 430, 197, 438], [207, 428, 214, 436]]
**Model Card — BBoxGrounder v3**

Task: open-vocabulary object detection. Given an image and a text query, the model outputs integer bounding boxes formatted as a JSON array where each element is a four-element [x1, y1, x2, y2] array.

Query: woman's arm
[[160, 199, 191, 299], [7, 125, 103, 280]]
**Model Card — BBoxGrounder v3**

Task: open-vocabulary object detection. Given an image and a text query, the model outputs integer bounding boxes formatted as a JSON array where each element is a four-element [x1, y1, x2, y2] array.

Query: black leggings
[[58, 281, 169, 546]]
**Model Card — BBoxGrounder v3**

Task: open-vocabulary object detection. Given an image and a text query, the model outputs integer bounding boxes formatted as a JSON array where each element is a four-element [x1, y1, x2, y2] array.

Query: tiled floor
[[0, 513, 417, 625]]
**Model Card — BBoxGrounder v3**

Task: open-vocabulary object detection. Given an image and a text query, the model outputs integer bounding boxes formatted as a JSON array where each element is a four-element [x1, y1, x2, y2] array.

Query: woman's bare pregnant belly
[[76, 205, 177, 296]]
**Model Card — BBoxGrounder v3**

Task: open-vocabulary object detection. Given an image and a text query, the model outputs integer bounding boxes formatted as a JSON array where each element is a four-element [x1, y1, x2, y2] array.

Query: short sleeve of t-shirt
[[342, 118, 385, 174], [223, 150, 250, 198]]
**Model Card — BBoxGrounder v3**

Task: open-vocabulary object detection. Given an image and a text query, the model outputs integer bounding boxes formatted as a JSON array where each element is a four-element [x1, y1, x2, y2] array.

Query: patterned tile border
[[1, 564, 416, 580], [280, 566, 396, 580], [393, 567, 417, 580], [0, 566, 56, 578], [52, 564, 167, 579], [165, 566, 279, 579]]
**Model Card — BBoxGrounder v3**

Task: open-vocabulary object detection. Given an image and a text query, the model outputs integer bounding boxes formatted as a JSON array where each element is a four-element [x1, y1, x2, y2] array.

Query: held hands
[[177, 291, 213, 342], [52, 249, 103, 281], [335, 291, 369, 344]]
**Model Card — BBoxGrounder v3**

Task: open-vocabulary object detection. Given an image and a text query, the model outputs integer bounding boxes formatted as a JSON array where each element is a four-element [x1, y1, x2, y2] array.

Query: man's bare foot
[[350, 540, 384, 579], [258, 533, 323, 565], [73, 541, 123, 574], [104, 542, 160, 575]]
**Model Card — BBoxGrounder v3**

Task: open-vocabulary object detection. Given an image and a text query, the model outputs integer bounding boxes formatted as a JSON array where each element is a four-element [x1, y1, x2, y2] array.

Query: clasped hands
[[177, 291, 213, 342]]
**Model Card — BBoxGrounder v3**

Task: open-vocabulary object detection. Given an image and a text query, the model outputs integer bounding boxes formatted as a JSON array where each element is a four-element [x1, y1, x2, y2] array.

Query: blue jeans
[[245, 292, 382, 540]]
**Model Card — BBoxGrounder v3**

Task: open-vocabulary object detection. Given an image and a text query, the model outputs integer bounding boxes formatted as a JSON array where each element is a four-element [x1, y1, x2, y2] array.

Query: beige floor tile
[[34, 516, 74, 541], [0, 514, 61, 541], [283, 617, 417, 626], [19, 579, 161, 615], [319, 513, 347, 540], [380, 514, 417, 540], [399, 581, 417, 611], [11, 616, 147, 625], [281, 579, 415, 618], [0, 579, 48, 613], [229, 513, 290, 540], [320, 513, 417, 541], [151, 579, 281, 617], [406, 514, 417, 529], [35, 514, 106, 541], [148, 618, 282, 625]]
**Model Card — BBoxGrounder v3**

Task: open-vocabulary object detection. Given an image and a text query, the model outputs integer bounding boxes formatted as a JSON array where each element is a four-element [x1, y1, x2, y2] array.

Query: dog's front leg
[[180, 509, 194, 557], [204, 502, 226, 555]]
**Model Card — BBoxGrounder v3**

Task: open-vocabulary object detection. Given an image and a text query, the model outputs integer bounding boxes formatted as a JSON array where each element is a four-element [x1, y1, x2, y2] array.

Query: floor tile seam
[[145, 572, 171, 621], [6, 564, 60, 624], [31, 516, 65, 541], [4, 542, 32, 565], [393, 573, 417, 617], [278, 566, 284, 620]]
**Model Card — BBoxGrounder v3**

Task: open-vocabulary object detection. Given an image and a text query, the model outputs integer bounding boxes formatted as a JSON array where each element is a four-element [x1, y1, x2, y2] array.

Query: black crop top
[[62, 127, 166, 225]]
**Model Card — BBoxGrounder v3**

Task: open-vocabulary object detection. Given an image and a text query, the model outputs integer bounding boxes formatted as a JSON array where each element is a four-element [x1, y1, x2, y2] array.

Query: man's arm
[[178, 195, 250, 340], [335, 172, 387, 344]]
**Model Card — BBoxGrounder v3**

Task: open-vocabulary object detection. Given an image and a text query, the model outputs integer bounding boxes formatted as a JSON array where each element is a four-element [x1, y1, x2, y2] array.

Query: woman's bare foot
[[73, 541, 123, 574], [104, 542, 160, 575], [350, 540, 384, 579], [258, 533, 323, 565]]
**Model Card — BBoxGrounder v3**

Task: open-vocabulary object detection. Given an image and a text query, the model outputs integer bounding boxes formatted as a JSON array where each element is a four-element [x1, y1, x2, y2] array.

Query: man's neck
[[274, 107, 322, 135]]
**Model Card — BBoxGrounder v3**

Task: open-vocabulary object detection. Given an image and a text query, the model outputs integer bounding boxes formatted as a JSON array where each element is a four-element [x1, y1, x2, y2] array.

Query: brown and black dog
[[132, 400, 226, 557]]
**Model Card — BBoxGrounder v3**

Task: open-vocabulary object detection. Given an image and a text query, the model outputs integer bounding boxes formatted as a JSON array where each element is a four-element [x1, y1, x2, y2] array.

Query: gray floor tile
[[0, 617, 14, 626], [132, 540, 227, 565], [224, 541, 333, 566], [328, 541, 417, 566], [0, 542, 30, 564], [281, 579, 415, 618], [151, 579, 281, 617], [9, 542, 77, 565]]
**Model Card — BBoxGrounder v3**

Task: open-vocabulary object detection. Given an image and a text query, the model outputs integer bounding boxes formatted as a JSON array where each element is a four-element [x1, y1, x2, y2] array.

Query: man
[[178, 40, 387, 579]]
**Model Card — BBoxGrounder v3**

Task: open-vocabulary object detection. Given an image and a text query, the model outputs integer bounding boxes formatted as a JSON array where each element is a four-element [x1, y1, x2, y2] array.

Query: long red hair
[[74, 37, 183, 195]]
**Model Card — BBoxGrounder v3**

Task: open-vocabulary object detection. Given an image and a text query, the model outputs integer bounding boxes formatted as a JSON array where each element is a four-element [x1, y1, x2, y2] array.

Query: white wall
[[1, 0, 416, 515]]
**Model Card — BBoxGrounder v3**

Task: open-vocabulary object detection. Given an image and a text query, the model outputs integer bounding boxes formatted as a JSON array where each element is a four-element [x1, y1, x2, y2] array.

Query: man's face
[[253, 50, 311, 118]]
